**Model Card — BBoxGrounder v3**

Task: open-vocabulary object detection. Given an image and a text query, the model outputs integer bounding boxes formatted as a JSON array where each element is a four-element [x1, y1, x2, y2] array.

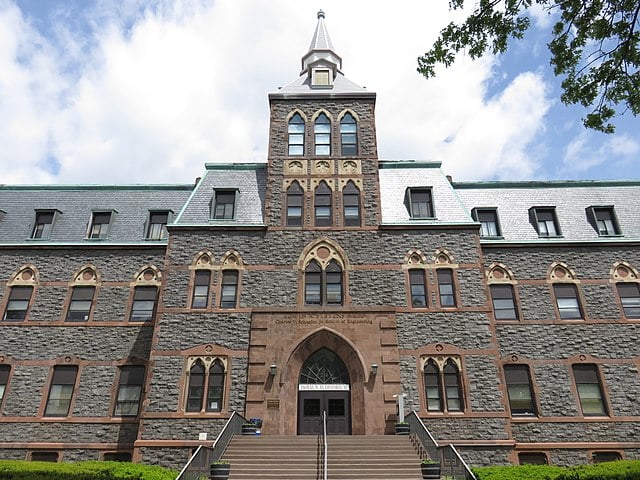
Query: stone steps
[[221, 434, 424, 479]]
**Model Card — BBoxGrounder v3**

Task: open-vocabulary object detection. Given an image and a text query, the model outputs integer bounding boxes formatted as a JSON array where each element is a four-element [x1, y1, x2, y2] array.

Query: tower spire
[[301, 10, 342, 75]]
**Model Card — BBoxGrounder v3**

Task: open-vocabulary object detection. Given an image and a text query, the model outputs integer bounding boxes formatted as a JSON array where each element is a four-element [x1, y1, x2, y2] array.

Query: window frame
[[288, 113, 305, 156], [437, 268, 456, 308], [129, 286, 158, 322], [340, 113, 357, 156], [192, 270, 212, 309], [65, 286, 96, 322], [43, 365, 79, 417], [212, 190, 236, 220], [314, 113, 331, 156], [113, 365, 145, 417], [490, 284, 518, 320], [146, 211, 170, 240], [553, 283, 584, 320], [220, 270, 239, 309], [2, 285, 34, 322], [504, 364, 537, 416], [342, 181, 361, 227], [572, 364, 608, 417], [31, 210, 56, 240], [185, 358, 227, 413], [530, 207, 561, 237], [88, 211, 113, 240], [29, 451, 60, 462], [472, 208, 501, 238], [314, 181, 333, 227], [408, 269, 427, 308], [286, 181, 304, 227], [587, 206, 621, 236], [304, 260, 343, 306], [407, 188, 435, 219], [0, 364, 11, 411], [422, 357, 465, 413], [616, 283, 640, 319]]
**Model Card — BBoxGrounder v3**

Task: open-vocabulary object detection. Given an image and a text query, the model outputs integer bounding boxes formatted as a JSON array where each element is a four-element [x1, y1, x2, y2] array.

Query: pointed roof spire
[[301, 10, 342, 74], [308, 10, 335, 52]]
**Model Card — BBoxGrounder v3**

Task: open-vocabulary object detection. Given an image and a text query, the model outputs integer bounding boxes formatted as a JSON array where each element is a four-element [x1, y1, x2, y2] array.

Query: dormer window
[[312, 68, 332, 87]]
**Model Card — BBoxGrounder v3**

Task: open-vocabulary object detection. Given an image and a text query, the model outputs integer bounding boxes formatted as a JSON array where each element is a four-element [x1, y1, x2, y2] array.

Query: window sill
[[597, 233, 624, 238], [537, 234, 564, 239]]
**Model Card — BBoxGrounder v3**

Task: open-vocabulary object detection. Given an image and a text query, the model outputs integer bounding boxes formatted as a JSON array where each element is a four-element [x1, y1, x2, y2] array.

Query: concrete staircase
[[221, 434, 423, 479]]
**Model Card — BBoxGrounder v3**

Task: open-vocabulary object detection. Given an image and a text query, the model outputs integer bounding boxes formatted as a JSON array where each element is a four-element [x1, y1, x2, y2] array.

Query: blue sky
[[1, 0, 638, 184]]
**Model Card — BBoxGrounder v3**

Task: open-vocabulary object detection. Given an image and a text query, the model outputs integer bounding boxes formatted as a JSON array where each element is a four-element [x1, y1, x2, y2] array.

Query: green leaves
[[418, 0, 640, 133]]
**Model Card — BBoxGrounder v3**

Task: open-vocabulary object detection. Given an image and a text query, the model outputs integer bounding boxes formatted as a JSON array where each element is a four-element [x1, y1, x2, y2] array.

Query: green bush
[[0, 460, 177, 480], [473, 460, 640, 480]]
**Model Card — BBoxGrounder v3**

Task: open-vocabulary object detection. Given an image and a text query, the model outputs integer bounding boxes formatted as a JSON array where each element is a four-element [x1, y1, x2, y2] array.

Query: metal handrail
[[406, 410, 478, 480], [322, 410, 328, 480]]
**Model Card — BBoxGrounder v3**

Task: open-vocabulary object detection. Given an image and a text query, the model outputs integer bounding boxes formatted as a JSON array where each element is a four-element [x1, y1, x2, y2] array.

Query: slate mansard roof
[[0, 184, 192, 245], [3, 161, 639, 244]]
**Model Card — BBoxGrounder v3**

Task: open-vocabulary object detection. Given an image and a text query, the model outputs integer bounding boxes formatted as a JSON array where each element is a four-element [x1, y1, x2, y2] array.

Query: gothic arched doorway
[[298, 348, 351, 434]]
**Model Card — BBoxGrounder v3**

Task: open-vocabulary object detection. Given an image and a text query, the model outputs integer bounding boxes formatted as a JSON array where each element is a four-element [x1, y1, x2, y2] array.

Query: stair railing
[[322, 410, 328, 480], [405, 410, 478, 480], [175, 411, 247, 480]]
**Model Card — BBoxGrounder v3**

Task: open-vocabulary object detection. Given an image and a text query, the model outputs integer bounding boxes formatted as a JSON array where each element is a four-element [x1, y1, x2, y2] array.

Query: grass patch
[[0, 460, 177, 480]]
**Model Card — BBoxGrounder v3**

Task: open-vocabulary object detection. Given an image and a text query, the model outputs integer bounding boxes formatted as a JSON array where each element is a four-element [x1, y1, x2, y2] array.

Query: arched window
[[342, 181, 360, 227], [423, 357, 464, 413], [286, 181, 304, 226], [186, 360, 205, 412], [314, 113, 331, 155], [340, 113, 357, 155], [288, 113, 305, 156], [314, 181, 332, 226], [305, 260, 343, 306], [186, 358, 226, 413], [424, 359, 442, 411]]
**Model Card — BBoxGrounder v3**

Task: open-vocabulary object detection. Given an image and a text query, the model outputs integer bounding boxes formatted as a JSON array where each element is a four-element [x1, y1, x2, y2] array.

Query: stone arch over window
[[299, 239, 348, 306], [486, 263, 517, 284], [192, 250, 216, 269], [610, 261, 639, 282], [487, 264, 520, 321], [611, 262, 640, 319], [220, 250, 244, 269], [420, 355, 465, 413], [70, 265, 101, 286], [548, 262, 578, 282], [433, 249, 456, 266], [131, 265, 162, 286], [7, 265, 39, 286], [3, 266, 39, 321], [403, 250, 429, 308], [184, 356, 228, 413]]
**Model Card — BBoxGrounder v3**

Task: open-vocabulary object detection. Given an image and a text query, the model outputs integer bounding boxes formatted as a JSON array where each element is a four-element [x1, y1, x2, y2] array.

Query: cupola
[[301, 10, 342, 88]]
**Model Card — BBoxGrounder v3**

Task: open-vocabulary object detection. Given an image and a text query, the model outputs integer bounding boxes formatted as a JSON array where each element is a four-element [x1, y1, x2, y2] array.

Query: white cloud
[[562, 132, 640, 175], [1, 0, 556, 184]]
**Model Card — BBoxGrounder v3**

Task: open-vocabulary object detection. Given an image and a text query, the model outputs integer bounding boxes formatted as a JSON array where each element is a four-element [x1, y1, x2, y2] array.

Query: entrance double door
[[298, 390, 350, 435]]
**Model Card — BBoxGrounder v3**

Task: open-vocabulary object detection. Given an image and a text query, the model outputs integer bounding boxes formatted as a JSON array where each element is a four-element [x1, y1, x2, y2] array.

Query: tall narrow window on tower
[[314, 181, 332, 226], [342, 181, 360, 226], [314, 113, 331, 155], [286, 181, 304, 226], [340, 113, 357, 155], [288, 113, 305, 156]]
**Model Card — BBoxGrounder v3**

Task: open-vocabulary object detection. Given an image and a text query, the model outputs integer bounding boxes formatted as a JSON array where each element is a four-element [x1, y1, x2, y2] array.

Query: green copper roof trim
[[453, 179, 640, 189], [174, 172, 207, 223], [379, 161, 442, 169], [0, 184, 193, 191], [204, 163, 266, 171]]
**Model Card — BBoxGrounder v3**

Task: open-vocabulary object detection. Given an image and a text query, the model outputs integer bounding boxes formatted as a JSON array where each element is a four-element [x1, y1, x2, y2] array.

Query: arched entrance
[[298, 348, 350, 434]]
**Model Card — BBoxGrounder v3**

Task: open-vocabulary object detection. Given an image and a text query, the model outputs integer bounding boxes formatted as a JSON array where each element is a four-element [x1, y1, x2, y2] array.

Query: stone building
[[0, 11, 639, 469]]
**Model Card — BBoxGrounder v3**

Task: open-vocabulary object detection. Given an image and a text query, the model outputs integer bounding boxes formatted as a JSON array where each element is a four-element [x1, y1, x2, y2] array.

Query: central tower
[[265, 10, 381, 230]]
